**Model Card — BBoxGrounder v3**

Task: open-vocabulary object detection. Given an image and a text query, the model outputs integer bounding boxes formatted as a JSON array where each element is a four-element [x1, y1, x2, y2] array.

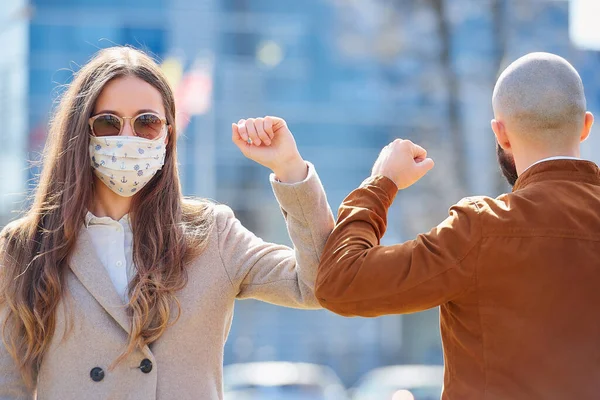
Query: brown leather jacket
[[316, 160, 600, 399]]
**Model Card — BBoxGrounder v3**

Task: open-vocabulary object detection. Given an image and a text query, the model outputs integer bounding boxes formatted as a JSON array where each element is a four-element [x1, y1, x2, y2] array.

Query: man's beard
[[496, 143, 519, 187]]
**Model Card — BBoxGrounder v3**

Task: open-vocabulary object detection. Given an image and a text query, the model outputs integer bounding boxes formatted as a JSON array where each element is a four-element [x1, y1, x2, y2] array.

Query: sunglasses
[[89, 112, 168, 140]]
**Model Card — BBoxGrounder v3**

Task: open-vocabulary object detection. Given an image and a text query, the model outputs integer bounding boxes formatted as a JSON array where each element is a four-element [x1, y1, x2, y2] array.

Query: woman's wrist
[[272, 157, 308, 183]]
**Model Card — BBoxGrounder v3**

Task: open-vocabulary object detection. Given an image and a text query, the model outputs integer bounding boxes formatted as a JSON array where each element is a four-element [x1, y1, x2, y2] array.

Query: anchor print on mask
[[90, 134, 166, 196]]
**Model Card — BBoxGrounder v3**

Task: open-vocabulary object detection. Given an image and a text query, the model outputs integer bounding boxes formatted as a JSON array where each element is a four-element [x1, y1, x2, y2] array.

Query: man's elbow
[[316, 271, 393, 318], [317, 292, 384, 318], [315, 274, 366, 317], [315, 262, 342, 298], [317, 298, 358, 317]]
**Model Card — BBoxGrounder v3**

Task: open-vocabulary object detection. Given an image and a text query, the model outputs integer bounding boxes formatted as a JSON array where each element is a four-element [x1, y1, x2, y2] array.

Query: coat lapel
[[68, 228, 131, 334]]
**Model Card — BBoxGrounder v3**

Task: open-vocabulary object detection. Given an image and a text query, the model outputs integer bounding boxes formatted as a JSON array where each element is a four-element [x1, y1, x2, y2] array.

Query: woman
[[0, 47, 334, 399]]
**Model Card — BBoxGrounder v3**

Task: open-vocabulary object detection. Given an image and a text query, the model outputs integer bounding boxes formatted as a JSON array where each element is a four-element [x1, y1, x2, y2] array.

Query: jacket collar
[[513, 159, 600, 192], [68, 228, 131, 334]]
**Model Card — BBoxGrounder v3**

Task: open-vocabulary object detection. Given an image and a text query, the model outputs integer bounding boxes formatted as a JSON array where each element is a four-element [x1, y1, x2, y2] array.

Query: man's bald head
[[492, 52, 587, 144]]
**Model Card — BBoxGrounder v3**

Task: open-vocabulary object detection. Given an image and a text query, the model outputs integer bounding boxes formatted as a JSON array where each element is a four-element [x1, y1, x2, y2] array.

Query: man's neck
[[515, 148, 581, 175]]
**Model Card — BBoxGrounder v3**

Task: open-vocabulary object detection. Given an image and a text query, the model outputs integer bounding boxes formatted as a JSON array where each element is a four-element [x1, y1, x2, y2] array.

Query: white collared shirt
[[523, 156, 581, 173], [85, 211, 134, 303]]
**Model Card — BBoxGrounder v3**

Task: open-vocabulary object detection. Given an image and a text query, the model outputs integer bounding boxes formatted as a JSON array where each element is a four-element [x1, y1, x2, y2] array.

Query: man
[[315, 53, 597, 399]]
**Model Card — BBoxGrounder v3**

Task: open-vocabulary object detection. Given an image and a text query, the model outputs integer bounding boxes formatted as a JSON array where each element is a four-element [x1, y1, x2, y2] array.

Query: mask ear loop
[[156, 123, 171, 144], [154, 126, 168, 143]]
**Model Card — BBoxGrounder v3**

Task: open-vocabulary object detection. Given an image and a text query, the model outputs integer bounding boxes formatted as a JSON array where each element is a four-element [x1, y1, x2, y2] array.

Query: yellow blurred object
[[160, 57, 184, 89]]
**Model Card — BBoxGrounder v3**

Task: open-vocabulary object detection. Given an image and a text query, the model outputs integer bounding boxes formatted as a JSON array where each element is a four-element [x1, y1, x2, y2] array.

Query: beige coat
[[0, 163, 334, 400]]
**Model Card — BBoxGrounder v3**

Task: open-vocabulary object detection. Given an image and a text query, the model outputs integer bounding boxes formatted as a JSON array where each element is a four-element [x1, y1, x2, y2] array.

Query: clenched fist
[[232, 116, 308, 183], [371, 139, 435, 190]]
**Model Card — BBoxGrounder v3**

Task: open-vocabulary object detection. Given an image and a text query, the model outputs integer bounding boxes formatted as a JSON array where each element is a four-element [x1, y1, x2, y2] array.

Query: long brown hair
[[0, 46, 214, 387]]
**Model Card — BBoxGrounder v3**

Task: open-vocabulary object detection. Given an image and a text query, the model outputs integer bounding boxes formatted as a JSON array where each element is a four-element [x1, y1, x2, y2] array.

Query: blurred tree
[[229, 0, 262, 232], [430, 0, 467, 196], [492, 0, 510, 195]]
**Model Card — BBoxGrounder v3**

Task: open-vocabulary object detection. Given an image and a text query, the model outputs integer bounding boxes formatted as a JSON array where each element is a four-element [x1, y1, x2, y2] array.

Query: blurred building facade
[[1, 0, 600, 387], [0, 0, 29, 224]]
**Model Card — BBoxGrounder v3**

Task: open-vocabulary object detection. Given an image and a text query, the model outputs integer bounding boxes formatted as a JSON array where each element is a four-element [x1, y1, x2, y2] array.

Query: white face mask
[[89, 134, 167, 197]]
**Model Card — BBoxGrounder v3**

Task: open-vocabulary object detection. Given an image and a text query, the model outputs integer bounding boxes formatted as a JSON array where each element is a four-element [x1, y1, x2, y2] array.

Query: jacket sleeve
[[315, 175, 482, 317], [217, 162, 335, 309]]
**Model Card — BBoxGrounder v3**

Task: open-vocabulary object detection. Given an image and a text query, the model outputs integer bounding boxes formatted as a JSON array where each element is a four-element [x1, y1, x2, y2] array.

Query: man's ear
[[580, 112, 594, 143], [492, 119, 511, 150]]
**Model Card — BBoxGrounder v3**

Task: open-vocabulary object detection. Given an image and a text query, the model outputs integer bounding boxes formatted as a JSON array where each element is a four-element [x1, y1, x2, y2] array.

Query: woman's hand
[[232, 116, 308, 183]]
